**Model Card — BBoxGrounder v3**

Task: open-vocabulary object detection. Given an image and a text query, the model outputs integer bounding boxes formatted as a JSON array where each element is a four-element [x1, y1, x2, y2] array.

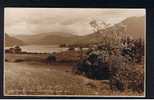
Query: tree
[[89, 20, 100, 33], [89, 20, 110, 34]]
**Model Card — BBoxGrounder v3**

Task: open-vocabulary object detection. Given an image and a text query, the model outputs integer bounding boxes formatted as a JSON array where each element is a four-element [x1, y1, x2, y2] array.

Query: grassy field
[[4, 60, 143, 96], [5, 51, 82, 63], [5, 61, 105, 95]]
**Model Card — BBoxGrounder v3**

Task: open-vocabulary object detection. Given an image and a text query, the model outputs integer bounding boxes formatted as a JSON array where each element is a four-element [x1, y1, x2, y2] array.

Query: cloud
[[4, 8, 145, 36]]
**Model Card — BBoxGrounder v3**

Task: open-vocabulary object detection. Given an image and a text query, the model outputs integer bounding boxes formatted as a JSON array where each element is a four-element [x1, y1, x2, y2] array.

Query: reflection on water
[[5, 45, 89, 53], [6, 45, 68, 53]]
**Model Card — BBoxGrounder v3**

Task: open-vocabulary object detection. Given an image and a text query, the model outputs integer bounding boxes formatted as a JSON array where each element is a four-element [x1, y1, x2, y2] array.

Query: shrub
[[59, 44, 66, 47], [68, 47, 75, 51], [74, 38, 144, 93], [121, 38, 144, 64], [5, 59, 8, 62], [14, 59, 24, 62], [46, 53, 56, 64], [74, 49, 110, 80], [109, 54, 144, 92]]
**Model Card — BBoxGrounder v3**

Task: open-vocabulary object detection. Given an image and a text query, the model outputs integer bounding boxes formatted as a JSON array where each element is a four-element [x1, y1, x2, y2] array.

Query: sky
[[4, 8, 145, 36]]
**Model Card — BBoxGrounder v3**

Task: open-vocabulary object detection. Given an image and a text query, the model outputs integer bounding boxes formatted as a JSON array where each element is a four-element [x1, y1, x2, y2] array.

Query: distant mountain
[[87, 16, 145, 39], [16, 16, 145, 45], [16, 32, 79, 45], [5, 34, 25, 47], [119, 16, 144, 38], [75, 16, 145, 45]]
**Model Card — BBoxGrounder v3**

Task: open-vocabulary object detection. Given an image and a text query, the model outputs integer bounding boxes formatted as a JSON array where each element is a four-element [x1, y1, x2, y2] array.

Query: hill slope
[[5, 34, 25, 47], [87, 16, 145, 39], [120, 16, 145, 38]]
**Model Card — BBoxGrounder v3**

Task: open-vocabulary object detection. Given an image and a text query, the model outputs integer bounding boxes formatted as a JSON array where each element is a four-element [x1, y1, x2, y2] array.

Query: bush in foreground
[[74, 46, 144, 93], [109, 54, 144, 93], [74, 49, 110, 80]]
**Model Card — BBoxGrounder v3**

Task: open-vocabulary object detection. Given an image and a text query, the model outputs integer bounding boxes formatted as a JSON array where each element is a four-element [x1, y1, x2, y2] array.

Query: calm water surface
[[6, 45, 68, 53]]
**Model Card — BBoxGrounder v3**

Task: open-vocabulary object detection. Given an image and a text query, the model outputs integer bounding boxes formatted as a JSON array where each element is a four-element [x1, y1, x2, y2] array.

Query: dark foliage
[[73, 38, 144, 93], [74, 49, 111, 80], [46, 53, 56, 64]]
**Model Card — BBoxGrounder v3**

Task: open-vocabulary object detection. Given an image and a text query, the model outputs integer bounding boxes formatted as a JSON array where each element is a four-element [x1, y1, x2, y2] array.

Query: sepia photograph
[[4, 8, 145, 96]]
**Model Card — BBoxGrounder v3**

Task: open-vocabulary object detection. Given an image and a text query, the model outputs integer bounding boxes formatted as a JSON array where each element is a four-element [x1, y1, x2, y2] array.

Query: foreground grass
[[5, 62, 143, 96]]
